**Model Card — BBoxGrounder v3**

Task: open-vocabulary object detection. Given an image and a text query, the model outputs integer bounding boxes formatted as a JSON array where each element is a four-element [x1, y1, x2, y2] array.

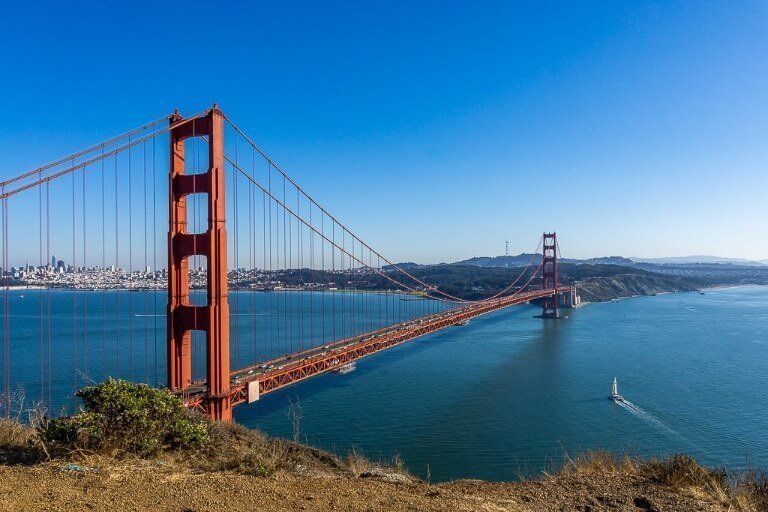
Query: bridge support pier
[[168, 106, 232, 421]]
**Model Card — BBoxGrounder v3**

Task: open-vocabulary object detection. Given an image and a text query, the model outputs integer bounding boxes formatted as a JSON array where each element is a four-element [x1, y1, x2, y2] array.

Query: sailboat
[[609, 377, 624, 403]]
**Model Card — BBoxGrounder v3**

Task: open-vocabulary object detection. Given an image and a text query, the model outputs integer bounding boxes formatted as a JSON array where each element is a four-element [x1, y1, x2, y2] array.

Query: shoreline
[[3, 282, 765, 295]]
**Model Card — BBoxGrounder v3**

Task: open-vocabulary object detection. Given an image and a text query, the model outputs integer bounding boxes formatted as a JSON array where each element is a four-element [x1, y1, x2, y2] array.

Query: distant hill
[[579, 256, 636, 266], [455, 254, 637, 268], [631, 255, 766, 266], [381, 262, 425, 271], [456, 253, 766, 269], [455, 254, 541, 268]]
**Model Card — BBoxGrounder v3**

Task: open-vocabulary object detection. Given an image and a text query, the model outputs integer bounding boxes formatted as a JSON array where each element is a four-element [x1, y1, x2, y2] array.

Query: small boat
[[454, 319, 469, 326], [332, 362, 356, 375], [609, 377, 624, 403]]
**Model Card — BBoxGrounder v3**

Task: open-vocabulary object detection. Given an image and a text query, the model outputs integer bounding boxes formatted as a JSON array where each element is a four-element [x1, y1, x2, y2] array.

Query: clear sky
[[0, 1, 766, 264]]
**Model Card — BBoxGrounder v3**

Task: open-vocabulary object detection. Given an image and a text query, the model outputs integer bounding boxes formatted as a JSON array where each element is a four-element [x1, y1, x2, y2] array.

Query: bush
[[642, 454, 724, 489], [41, 379, 210, 456]]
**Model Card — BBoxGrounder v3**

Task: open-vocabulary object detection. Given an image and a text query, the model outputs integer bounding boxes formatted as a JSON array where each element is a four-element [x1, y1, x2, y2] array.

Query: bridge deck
[[181, 287, 572, 412]]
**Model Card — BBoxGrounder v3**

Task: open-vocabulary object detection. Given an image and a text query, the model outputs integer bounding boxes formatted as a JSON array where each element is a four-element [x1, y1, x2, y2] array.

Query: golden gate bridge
[[0, 105, 574, 421]]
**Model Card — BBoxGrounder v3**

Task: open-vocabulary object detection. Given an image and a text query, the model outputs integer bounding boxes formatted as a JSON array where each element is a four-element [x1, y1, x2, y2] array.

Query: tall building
[[51, 255, 56, 267]]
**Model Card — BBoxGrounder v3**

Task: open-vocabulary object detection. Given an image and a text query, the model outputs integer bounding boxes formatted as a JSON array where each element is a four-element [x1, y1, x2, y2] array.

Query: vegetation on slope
[[0, 381, 765, 511], [248, 262, 750, 302], [1, 380, 404, 479]]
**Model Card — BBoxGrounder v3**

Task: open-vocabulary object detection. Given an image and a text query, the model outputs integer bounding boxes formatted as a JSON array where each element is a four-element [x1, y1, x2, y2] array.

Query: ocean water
[[0, 288, 450, 410], [235, 285, 768, 482], [1, 285, 766, 482]]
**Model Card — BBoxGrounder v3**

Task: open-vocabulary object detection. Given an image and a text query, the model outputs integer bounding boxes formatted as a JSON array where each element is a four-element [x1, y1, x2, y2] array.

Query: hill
[[385, 262, 711, 302], [631, 255, 766, 266], [455, 253, 540, 268], [1, 380, 764, 511]]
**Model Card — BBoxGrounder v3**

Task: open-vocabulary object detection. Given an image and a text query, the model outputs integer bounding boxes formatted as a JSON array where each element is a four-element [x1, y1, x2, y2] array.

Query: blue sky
[[0, 1, 766, 263]]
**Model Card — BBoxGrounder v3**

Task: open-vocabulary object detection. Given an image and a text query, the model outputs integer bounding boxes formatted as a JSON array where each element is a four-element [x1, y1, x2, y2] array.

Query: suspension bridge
[[0, 105, 574, 421]]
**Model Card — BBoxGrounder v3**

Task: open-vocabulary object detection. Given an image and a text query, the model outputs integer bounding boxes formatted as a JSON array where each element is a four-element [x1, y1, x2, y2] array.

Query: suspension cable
[[0, 115, 169, 189], [0, 109, 211, 201], [223, 114, 538, 304]]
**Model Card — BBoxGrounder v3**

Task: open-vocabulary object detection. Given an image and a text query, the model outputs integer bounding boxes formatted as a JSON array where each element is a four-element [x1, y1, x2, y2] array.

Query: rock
[[359, 468, 412, 484]]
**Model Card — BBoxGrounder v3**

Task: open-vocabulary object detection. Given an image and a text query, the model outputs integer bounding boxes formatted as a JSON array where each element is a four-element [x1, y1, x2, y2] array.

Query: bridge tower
[[167, 106, 232, 421], [541, 232, 559, 318]]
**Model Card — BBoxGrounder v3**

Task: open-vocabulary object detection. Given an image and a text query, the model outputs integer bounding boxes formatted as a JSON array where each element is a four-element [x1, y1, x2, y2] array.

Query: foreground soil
[[0, 460, 728, 512]]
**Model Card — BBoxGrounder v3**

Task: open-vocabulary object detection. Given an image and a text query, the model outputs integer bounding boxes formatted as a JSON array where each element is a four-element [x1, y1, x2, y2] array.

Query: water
[[2, 285, 766, 482], [0, 288, 450, 412], [235, 285, 768, 482]]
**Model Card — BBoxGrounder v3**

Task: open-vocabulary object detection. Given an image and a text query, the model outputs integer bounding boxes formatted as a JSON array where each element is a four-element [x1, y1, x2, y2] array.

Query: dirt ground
[[0, 460, 728, 512]]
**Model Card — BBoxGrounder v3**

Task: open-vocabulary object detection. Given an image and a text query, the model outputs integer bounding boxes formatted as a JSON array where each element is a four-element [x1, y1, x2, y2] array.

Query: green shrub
[[41, 379, 210, 455]]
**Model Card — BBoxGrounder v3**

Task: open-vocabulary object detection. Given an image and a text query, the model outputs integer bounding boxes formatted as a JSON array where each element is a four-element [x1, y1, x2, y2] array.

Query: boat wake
[[615, 397, 673, 432], [610, 377, 674, 432]]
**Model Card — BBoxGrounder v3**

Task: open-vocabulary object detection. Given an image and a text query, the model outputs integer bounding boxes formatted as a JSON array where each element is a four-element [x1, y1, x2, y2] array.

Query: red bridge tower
[[541, 232, 559, 318], [167, 107, 232, 421]]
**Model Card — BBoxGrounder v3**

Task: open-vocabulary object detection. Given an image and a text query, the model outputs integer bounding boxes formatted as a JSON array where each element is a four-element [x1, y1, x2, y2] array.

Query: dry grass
[[557, 451, 768, 512], [0, 418, 36, 448], [189, 421, 348, 477], [0, 418, 46, 464], [556, 449, 634, 477], [730, 468, 768, 512], [343, 447, 411, 481], [3, 406, 766, 511], [1, 411, 403, 483]]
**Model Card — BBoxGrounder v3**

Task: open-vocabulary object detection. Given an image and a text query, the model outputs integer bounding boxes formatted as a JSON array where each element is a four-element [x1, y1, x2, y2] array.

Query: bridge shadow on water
[[235, 307, 536, 418], [373, 308, 575, 480], [234, 314, 475, 421], [234, 304, 581, 482]]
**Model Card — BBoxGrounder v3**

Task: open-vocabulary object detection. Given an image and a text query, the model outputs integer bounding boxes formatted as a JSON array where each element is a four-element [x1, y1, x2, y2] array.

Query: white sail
[[611, 377, 618, 396]]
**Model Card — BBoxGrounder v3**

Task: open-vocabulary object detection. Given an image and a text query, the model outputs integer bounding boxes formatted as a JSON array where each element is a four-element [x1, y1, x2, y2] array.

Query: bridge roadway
[[182, 286, 572, 412]]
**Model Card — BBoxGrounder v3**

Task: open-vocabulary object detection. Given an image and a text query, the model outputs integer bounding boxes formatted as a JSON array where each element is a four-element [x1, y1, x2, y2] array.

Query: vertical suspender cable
[[101, 148, 106, 380], [267, 168, 273, 359], [128, 139, 134, 380], [247, 150, 257, 365], [152, 133, 157, 385], [72, 162, 77, 394], [82, 163, 88, 380], [46, 183, 52, 407], [309, 202, 314, 348], [2, 194, 8, 416], [349, 237, 353, 336], [262, 188, 266, 361], [321, 213, 325, 345], [298, 188, 303, 352], [331, 221, 335, 343], [283, 177, 293, 352], [249, 152, 254, 365], [341, 230, 345, 340], [143, 139, 149, 384], [4, 196, 9, 414], [38, 173, 44, 404], [233, 136, 239, 369]]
